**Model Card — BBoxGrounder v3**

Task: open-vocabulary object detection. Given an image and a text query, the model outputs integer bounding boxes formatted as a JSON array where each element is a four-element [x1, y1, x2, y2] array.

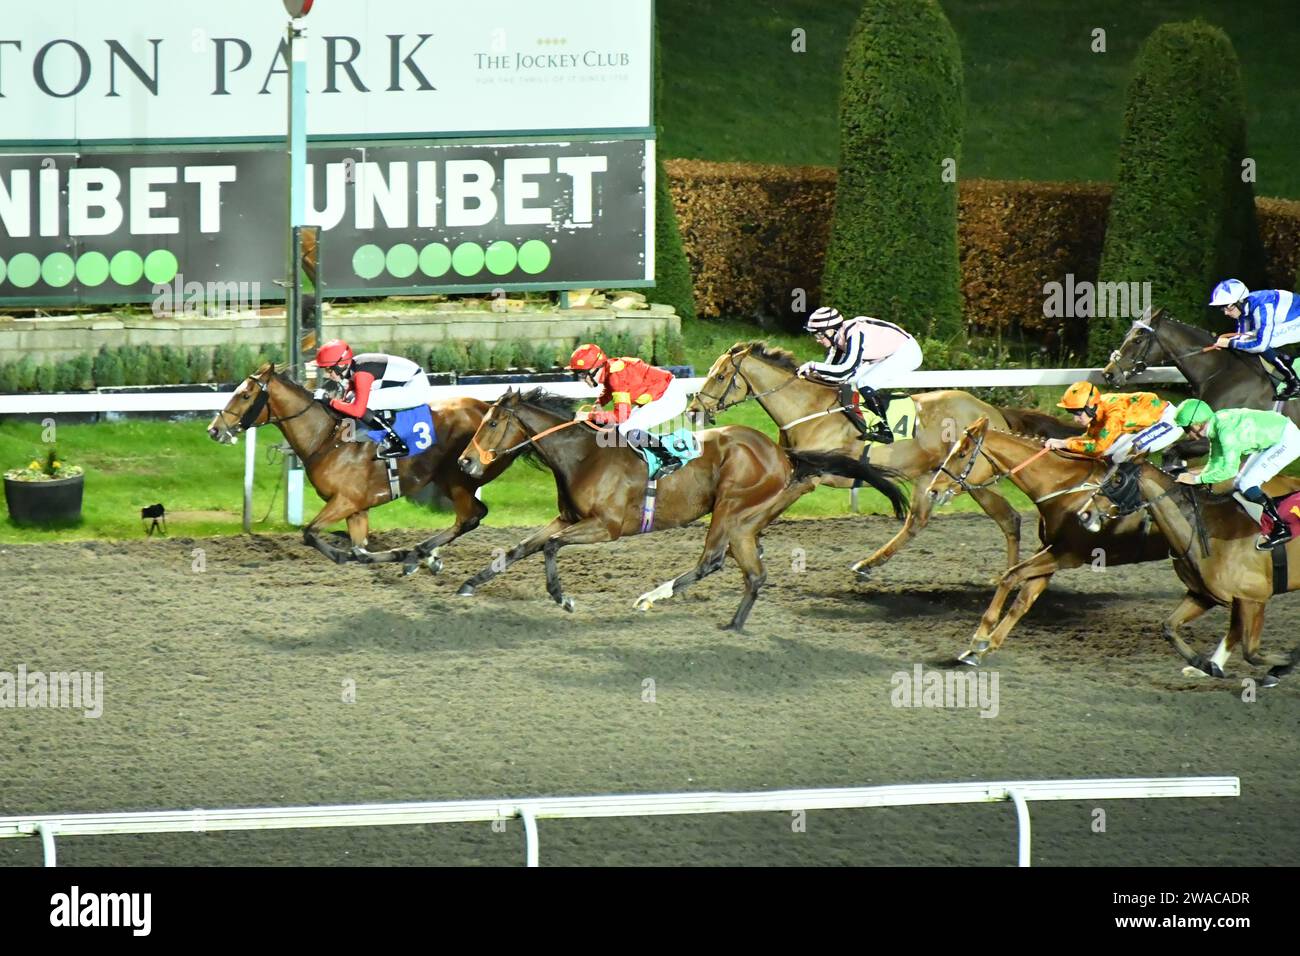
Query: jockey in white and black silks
[[314, 339, 435, 459], [796, 307, 923, 444]]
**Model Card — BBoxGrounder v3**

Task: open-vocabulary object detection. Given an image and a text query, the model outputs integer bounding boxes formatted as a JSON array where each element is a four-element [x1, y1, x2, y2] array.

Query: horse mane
[[513, 387, 580, 419], [734, 340, 801, 372], [997, 406, 1084, 439]]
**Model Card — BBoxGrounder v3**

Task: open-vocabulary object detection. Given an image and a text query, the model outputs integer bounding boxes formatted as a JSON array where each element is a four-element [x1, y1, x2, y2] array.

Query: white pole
[[284, 14, 308, 526], [520, 809, 539, 867], [243, 426, 257, 532], [1009, 789, 1032, 867]]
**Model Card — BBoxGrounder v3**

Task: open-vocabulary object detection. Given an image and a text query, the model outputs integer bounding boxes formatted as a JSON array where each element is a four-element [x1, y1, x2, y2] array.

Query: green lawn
[[659, 0, 1300, 199]]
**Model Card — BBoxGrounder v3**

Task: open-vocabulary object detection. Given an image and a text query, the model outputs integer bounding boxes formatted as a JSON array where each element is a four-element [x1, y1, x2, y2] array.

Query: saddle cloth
[[855, 393, 918, 443], [366, 406, 437, 459], [1232, 489, 1300, 537], [634, 428, 702, 480]]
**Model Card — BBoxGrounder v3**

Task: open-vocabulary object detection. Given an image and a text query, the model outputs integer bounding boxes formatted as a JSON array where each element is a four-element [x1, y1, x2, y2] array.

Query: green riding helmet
[[1173, 398, 1214, 427]]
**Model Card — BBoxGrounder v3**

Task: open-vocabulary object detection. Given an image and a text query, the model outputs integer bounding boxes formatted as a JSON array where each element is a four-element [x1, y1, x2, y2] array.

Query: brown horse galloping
[[207, 364, 510, 572], [1077, 461, 1300, 685], [456, 388, 908, 630], [688, 342, 1081, 580]]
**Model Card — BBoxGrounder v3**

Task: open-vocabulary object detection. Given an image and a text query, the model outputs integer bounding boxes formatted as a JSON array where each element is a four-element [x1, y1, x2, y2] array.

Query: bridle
[[1081, 462, 1211, 559], [469, 400, 600, 466], [217, 374, 318, 435], [697, 350, 797, 419], [933, 429, 1080, 502], [1111, 312, 1252, 395]]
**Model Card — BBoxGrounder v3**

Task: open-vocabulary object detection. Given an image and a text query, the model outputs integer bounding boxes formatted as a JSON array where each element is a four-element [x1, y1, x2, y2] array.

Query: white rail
[[0, 776, 1238, 867], [0, 366, 1188, 415]]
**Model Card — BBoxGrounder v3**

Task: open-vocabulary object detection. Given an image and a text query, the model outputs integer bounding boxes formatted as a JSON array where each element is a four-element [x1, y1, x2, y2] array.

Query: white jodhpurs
[[851, 337, 924, 390], [1236, 420, 1300, 489], [366, 374, 437, 411], [616, 379, 693, 437]]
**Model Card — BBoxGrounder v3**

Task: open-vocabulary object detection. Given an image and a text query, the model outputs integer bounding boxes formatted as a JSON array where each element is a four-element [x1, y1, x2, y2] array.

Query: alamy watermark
[[152, 272, 261, 317], [0, 664, 103, 718], [1043, 273, 1151, 321], [890, 664, 999, 718]]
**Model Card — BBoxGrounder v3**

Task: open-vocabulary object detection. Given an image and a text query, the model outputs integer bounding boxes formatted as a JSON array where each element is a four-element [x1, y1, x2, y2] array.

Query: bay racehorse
[[925, 417, 1171, 662], [687, 342, 1081, 579], [208, 364, 510, 572], [456, 388, 908, 630], [1103, 307, 1300, 424], [1077, 460, 1300, 685]]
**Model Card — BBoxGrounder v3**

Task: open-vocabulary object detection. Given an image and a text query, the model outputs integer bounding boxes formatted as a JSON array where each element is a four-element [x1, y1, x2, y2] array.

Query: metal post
[[243, 426, 258, 532], [35, 823, 56, 867], [1008, 789, 1032, 867], [519, 808, 539, 867], [284, 15, 307, 526]]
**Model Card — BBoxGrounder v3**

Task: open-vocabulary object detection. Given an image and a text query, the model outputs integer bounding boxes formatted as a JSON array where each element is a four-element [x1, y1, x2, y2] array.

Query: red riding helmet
[[316, 339, 354, 370], [567, 343, 608, 372]]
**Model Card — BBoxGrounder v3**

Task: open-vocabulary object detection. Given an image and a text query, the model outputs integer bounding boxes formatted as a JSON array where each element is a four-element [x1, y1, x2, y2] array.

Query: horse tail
[[997, 406, 1082, 439], [783, 450, 909, 518]]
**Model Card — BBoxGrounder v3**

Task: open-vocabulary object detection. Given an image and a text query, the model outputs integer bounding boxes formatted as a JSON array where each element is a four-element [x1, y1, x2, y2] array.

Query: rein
[[699, 352, 806, 423], [936, 432, 1080, 501], [470, 403, 603, 466]]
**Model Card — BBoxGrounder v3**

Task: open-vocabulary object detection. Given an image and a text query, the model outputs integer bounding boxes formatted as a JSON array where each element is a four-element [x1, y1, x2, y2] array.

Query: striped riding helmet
[[804, 307, 844, 333]]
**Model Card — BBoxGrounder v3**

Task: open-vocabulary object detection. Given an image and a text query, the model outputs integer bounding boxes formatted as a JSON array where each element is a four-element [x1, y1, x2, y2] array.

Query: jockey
[[1044, 382, 1174, 459], [313, 339, 434, 459], [567, 343, 693, 477], [1208, 279, 1300, 400], [796, 306, 924, 444], [1173, 398, 1300, 549]]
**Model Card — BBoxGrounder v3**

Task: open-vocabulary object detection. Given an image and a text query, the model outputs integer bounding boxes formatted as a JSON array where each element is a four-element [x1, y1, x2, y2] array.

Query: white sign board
[[0, 0, 654, 143]]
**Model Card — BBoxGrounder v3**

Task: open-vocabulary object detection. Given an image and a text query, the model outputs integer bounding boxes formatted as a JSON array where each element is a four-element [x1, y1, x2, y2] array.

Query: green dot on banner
[[386, 243, 418, 279], [419, 243, 452, 278], [41, 252, 76, 288], [484, 241, 518, 276], [109, 250, 144, 286], [517, 239, 552, 275], [144, 249, 179, 284], [352, 244, 385, 280], [75, 252, 110, 287], [452, 242, 485, 277], [0, 256, 6, 286], [7, 253, 41, 288]]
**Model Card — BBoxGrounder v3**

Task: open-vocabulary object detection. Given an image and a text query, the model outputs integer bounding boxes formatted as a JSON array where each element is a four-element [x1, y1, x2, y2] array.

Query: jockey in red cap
[[567, 343, 691, 476], [314, 339, 435, 458]]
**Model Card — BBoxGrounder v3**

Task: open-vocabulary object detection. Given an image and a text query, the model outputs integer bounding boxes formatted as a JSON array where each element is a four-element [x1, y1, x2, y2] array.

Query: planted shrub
[[35, 362, 59, 392], [93, 346, 125, 388], [466, 340, 492, 371], [0, 362, 18, 393], [186, 347, 211, 383]]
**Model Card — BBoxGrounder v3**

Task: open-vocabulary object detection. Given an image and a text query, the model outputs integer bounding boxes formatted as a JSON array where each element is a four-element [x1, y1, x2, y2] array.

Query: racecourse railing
[[0, 776, 1238, 867], [0, 366, 1190, 528]]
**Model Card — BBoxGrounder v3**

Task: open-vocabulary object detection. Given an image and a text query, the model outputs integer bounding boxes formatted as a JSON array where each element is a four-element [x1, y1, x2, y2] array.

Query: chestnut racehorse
[[1077, 460, 1300, 685], [207, 364, 510, 572], [688, 342, 1082, 579], [456, 388, 908, 630]]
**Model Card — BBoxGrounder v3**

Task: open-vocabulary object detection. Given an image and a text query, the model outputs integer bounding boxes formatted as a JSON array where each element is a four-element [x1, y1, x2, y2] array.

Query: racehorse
[[687, 342, 1082, 579], [925, 417, 1171, 662], [1077, 461, 1300, 685], [208, 364, 510, 572], [1103, 307, 1300, 424], [455, 388, 909, 630]]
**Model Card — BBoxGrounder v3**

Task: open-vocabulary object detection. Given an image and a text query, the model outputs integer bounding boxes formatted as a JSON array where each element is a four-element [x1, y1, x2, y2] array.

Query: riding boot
[[833, 382, 873, 440], [624, 428, 682, 478], [1271, 355, 1300, 400], [1257, 496, 1293, 550], [858, 386, 895, 444], [362, 412, 409, 459]]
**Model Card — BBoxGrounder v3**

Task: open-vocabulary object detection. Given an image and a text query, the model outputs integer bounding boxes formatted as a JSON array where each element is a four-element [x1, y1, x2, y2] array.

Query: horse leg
[[342, 511, 405, 565], [456, 517, 569, 597], [1234, 599, 1294, 682], [303, 496, 366, 564], [977, 572, 1054, 657], [970, 487, 1022, 573], [1162, 591, 1219, 675], [401, 480, 489, 576], [961, 548, 1057, 662], [722, 529, 767, 632], [541, 518, 615, 612], [851, 479, 930, 580], [634, 514, 731, 611]]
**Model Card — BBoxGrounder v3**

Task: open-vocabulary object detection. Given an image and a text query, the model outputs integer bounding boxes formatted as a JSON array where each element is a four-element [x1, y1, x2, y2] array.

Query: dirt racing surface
[[0, 513, 1296, 866]]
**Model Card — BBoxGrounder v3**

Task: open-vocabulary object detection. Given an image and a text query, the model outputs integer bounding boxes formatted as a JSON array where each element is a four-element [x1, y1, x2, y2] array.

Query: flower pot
[[3, 474, 84, 525]]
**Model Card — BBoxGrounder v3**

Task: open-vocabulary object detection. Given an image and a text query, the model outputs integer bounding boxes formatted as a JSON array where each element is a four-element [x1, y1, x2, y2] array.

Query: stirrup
[[866, 421, 895, 444], [1257, 525, 1292, 550], [377, 437, 409, 459]]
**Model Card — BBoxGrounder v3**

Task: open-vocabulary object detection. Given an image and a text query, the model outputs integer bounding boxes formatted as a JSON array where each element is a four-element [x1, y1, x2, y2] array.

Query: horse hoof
[[1181, 665, 1209, 679], [456, 584, 476, 598], [852, 566, 871, 583], [400, 562, 419, 577], [426, 556, 443, 575], [1208, 661, 1226, 679], [1261, 673, 1280, 689], [561, 596, 575, 613], [956, 650, 980, 667], [634, 598, 653, 612]]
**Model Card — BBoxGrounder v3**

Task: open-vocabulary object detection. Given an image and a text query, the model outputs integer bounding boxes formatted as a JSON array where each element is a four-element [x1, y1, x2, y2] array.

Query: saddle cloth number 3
[[412, 421, 433, 451]]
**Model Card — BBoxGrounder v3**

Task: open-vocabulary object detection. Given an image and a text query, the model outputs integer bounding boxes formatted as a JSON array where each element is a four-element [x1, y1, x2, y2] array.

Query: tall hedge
[[651, 20, 697, 323], [1094, 21, 1265, 360], [822, 0, 964, 336]]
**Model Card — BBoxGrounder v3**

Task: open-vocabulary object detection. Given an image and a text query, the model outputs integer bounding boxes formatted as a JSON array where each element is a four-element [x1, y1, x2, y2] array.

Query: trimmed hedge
[[822, 0, 964, 337], [1096, 21, 1265, 360], [651, 20, 697, 323]]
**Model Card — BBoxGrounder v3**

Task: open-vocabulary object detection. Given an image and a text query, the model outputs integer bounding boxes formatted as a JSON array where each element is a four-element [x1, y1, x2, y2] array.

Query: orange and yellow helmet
[[567, 343, 608, 372], [1057, 381, 1100, 411]]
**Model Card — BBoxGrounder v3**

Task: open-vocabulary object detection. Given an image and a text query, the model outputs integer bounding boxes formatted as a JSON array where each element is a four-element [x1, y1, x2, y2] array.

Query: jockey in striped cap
[[797, 306, 923, 444]]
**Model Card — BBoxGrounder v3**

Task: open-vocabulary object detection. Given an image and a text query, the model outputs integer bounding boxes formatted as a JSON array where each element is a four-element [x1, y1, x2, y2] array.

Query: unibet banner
[[0, 140, 653, 304], [1, 0, 653, 143]]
